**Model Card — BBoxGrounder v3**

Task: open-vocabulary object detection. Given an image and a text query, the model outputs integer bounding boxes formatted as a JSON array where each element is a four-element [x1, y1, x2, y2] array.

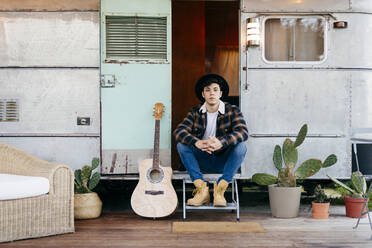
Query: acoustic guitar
[[131, 103, 178, 218]]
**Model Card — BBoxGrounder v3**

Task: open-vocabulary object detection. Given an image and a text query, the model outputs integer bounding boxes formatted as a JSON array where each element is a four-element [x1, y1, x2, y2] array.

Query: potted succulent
[[252, 124, 337, 218], [328, 172, 369, 218], [312, 184, 330, 219], [74, 157, 102, 219]]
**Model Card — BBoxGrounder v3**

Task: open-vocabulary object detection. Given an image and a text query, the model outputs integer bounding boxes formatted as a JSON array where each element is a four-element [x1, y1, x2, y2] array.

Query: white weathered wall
[[0, 1, 100, 171]]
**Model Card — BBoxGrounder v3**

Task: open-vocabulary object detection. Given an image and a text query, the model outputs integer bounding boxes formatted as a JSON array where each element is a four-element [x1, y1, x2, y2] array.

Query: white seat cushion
[[0, 173, 50, 200]]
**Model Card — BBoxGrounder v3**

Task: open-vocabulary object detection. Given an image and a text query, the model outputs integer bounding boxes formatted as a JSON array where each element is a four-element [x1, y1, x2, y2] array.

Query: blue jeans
[[176, 142, 247, 183]]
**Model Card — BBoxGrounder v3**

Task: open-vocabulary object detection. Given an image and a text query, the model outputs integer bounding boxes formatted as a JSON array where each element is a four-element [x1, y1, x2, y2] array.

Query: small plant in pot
[[252, 124, 337, 218], [74, 158, 102, 219], [312, 184, 330, 219], [328, 172, 369, 218]]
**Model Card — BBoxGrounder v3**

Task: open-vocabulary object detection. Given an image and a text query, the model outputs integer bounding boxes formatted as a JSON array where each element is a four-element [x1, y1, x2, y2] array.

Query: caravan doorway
[[171, 0, 240, 170]]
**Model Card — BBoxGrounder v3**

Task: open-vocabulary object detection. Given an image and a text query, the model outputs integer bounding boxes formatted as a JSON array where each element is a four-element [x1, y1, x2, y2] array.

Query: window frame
[[102, 12, 170, 64], [262, 15, 328, 65]]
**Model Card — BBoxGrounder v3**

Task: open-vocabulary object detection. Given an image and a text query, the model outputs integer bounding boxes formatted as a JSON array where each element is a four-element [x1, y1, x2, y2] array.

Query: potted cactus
[[252, 124, 337, 218], [328, 172, 369, 218], [74, 157, 102, 219], [312, 184, 330, 219]]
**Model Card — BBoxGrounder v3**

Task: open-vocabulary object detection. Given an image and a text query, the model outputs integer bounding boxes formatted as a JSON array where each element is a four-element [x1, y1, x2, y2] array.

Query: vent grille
[[0, 99, 19, 122], [105, 16, 167, 59], [0, 101, 3, 121]]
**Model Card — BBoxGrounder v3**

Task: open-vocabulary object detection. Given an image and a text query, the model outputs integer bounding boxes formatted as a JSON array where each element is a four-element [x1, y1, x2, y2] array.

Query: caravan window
[[264, 17, 326, 62]]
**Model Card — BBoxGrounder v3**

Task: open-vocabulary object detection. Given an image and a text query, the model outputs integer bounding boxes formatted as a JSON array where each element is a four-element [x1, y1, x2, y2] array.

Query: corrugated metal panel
[[0, 0, 99, 11], [0, 12, 99, 67], [241, 0, 351, 12], [242, 137, 350, 179], [351, 71, 372, 128], [105, 16, 167, 59], [350, 0, 372, 12], [0, 101, 3, 121], [0, 69, 99, 133], [0, 137, 100, 171], [241, 70, 349, 135], [0, 99, 18, 122], [241, 13, 372, 69]]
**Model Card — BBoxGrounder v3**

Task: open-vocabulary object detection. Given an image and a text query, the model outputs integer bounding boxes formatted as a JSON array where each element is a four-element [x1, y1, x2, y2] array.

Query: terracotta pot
[[344, 195, 369, 218], [268, 184, 302, 218], [74, 192, 102, 219], [312, 201, 330, 219]]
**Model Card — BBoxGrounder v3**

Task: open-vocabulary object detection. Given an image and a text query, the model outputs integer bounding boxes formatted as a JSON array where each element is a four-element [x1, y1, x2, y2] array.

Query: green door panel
[[100, 0, 171, 174]]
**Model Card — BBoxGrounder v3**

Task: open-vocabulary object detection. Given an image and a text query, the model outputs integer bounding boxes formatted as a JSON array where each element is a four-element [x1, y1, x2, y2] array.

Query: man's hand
[[208, 136, 223, 151], [195, 140, 210, 152], [195, 137, 223, 154]]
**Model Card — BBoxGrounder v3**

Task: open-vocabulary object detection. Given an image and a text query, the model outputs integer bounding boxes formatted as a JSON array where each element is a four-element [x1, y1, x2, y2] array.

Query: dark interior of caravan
[[171, 0, 239, 169]]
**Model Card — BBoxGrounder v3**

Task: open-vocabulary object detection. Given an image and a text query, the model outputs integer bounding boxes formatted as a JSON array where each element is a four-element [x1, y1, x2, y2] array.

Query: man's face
[[202, 83, 222, 105]]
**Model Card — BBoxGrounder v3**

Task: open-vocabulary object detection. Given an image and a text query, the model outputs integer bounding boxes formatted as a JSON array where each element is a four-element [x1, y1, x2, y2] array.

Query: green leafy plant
[[328, 171, 367, 199], [252, 124, 338, 187], [74, 158, 100, 194], [313, 184, 329, 203]]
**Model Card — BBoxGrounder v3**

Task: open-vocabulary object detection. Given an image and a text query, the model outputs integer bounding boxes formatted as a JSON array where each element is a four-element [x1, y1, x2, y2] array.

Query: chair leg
[[353, 182, 372, 233], [366, 184, 372, 232], [183, 179, 186, 221], [354, 199, 369, 229], [235, 179, 240, 222]]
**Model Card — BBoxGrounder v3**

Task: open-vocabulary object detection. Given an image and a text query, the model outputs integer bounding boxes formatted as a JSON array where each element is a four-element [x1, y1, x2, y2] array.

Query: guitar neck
[[152, 119, 160, 169]]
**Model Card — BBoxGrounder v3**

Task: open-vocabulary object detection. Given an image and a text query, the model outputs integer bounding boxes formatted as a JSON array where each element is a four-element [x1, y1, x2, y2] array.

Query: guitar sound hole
[[149, 169, 162, 181]]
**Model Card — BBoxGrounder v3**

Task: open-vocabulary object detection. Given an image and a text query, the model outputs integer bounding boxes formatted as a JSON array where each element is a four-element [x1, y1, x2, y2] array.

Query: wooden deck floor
[[1, 211, 371, 248]]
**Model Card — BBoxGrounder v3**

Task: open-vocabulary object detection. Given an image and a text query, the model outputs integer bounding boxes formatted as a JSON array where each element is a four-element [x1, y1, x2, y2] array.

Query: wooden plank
[[0, 212, 370, 247], [0, 0, 99, 11]]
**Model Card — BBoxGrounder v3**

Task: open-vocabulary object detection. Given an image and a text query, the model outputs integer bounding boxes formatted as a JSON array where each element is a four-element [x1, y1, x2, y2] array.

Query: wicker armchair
[[0, 142, 74, 243]]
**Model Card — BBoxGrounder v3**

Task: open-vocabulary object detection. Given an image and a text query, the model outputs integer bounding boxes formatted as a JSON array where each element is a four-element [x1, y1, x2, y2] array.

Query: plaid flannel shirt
[[173, 102, 248, 149]]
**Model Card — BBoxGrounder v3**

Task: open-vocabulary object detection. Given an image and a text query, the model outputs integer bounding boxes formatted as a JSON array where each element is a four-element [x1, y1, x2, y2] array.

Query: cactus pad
[[92, 158, 100, 170], [74, 169, 82, 186], [294, 124, 307, 148], [273, 145, 282, 171], [322, 154, 337, 168], [282, 139, 298, 167], [252, 173, 277, 186], [81, 165, 92, 181], [351, 171, 367, 194], [327, 174, 355, 194], [88, 172, 101, 190], [295, 159, 322, 178]]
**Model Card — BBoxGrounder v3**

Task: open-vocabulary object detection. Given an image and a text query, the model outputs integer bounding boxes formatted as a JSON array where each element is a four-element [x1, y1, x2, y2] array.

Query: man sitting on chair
[[173, 74, 248, 207]]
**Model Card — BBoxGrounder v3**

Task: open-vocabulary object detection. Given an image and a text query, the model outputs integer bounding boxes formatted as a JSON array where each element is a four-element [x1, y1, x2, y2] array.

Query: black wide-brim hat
[[195, 74, 229, 102]]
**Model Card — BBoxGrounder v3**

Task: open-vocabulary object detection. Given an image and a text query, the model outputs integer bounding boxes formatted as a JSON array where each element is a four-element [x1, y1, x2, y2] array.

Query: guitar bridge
[[145, 190, 164, 195]]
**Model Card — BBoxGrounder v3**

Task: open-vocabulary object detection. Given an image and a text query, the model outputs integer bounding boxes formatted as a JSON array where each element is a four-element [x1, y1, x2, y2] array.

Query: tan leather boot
[[213, 179, 229, 207], [187, 179, 210, 206]]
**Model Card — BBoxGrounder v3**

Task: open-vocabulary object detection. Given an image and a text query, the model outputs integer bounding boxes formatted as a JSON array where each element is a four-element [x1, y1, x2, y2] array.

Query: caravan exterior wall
[[240, 0, 372, 178], [0, 2, 100, 171]]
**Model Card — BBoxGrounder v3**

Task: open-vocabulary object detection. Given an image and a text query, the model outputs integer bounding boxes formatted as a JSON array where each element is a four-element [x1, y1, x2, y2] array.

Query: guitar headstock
[[153, 103, 164, 120]]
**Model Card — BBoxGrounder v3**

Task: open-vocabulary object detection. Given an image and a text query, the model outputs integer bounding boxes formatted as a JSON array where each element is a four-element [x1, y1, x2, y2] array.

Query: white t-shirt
[[202, 111, 219, 140]]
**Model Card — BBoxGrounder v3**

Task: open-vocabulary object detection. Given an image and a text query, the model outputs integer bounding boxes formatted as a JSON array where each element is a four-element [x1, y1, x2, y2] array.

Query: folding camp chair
[[350, 128, 372, 239]]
